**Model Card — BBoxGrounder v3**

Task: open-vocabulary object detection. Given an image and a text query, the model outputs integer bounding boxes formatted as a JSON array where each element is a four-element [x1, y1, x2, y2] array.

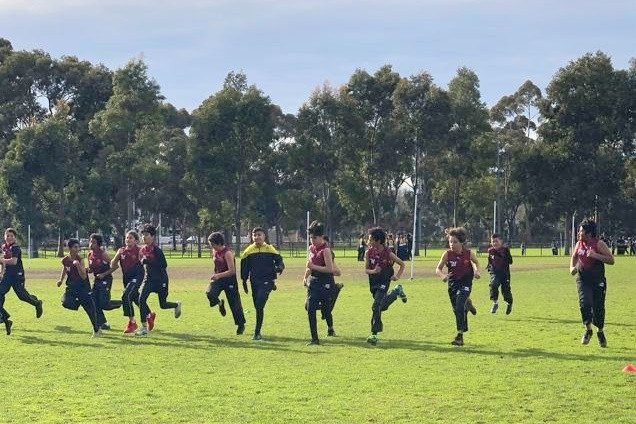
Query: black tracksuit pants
[[448, 278, 472, 332], [206, 277, 246, 326], [92, 277, 122, 326], [577, 273, 606, 329], [0, 276, 40, 321], [250, 279, 274, 336], [370, 284, 399, 334], [121, 275, 142, 318], [307, 278, 334, 340], [61, 279, 98, 332], [489, 271, 513, 304], [139, 278, 178, 323]]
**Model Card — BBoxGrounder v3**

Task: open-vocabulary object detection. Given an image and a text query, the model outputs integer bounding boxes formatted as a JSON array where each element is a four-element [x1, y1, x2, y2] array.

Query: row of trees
[[0, 37, 634, 255]]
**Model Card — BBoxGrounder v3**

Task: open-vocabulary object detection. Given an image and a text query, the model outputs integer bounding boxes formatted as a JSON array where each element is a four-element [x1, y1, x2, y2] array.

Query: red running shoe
[[147, 312, 156, 331], [123, 321, 138, 334]]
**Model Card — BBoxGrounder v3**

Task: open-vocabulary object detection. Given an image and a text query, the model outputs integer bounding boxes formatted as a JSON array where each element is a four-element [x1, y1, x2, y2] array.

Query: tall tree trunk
[[234, 176, 242, 253], [56, 197, 65, 257], [56, 228, 64, 258], [171, 220, 177, 251], [564, 212, 571, 255]]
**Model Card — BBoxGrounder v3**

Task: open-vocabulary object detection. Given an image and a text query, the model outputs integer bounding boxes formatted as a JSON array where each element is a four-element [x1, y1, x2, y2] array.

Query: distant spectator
[[396, 234, 409, 261], [357, 234, 366, 262], [520, 242, 526, 256]]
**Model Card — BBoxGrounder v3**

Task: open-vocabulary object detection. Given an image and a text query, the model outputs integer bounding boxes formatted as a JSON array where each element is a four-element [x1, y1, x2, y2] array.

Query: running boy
[[207, 232, 246, 335], [487, 233, 513, 315], [88, 233, 122, 330], [0, 228, 43, 335], [570, 219, 614, 347], [96, 230, 145, 333], [435, 227, 481, 346], [136, 224, 181, 336], [304, 221, 336, 345], [364, 227, 407, 346], [240, 227, 285, 341], [57, 238, 100, 337]]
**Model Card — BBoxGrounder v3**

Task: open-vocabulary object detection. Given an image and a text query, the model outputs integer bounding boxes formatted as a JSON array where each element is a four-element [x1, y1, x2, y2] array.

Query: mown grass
[[1, 254, 635, 423]]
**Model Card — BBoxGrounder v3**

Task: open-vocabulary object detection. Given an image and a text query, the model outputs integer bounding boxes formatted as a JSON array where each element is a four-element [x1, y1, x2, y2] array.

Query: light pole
[[495, 137, 501, 235]]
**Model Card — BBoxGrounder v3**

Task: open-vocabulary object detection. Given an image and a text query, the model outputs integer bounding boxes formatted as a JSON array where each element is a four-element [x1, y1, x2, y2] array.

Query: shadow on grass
[[368, 338, 636, 362], [13, 324, 635, 362], [507, 316, 636, 329]]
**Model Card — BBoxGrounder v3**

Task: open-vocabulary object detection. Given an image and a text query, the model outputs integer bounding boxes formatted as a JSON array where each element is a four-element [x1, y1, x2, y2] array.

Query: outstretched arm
[[435, 251, 449, 281]]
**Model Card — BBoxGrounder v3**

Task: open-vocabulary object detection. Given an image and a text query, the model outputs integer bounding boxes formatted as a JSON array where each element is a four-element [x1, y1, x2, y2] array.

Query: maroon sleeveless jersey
[[366, 246, 393, 270], [446, 249, 473, 281], [575, 238, 605, 277], [62, 254, 84, 281], [88, 248, 110, 274], [214, 246, 231, 273], [118, 245, 141, 274]]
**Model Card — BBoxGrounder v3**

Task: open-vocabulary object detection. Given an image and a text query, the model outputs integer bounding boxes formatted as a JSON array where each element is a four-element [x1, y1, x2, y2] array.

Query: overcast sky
[[1, 0, 634, 114]]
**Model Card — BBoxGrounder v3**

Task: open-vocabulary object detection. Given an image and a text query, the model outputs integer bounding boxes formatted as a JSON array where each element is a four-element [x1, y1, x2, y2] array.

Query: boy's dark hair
[[580, 219, 597, 238], [307, 220, 325, 237], [446, 227, 467, 244], [208, 232, 225, 246], [5, 228, 17, 237], [127, 230, 139, 241], [68, 238, 80, 248], [90, 233, 104, 246], [252, 227, 265, 235], [368, 227, 387, 245], [491, 233, 502, 240], [141, 224, 156, 237]]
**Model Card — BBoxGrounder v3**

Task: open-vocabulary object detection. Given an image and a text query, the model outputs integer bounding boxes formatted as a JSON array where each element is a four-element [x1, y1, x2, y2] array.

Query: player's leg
[[306, 285, 321, 345], [122, 278, 140, 333], [592, 277, 607, 347], [136, 279, 154, 335], [0, 277, 13, 325], [489, 273, 500, 313], [501, 275, 513, 315], [206, 280, 225, 316], [252, 283, 271, 340], [77, 285, 99, 335], [92, 282, 108, 329], [11, 279, 43, 318], [577, 277, 594, 344], [225, 280, 245, 334]]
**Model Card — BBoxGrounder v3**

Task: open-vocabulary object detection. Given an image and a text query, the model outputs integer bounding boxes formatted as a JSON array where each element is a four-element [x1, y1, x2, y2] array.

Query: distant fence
[[35, 241, 635, 259]]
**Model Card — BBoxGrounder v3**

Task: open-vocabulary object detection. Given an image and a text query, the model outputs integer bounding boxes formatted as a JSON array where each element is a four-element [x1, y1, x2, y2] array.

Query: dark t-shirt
[[2, 243, 25, 281]]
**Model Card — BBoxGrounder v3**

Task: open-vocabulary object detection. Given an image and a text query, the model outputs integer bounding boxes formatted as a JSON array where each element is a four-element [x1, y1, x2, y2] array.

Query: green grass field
[[1, 254, 635, 423]]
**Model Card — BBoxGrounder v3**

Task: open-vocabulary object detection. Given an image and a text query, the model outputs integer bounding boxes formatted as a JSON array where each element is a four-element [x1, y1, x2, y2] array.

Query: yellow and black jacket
[[240, 243, 285, 283]]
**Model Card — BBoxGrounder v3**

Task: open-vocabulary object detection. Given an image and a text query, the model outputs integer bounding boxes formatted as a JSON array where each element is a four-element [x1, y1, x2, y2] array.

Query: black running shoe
[[35, 300, 43, 318], [327, 328, 337, 337], [451, 333, 464, 346], [597, 331, 607, 348], [5, 319, 12, 335], [306, 339, 320, 346], [236, 324, 245, 335], [252, 333, 262, 341], [581, 329, 593, 345], [219, 299, 227, 317], [505, 303, 512, 315], [100, 323, 111, 330]]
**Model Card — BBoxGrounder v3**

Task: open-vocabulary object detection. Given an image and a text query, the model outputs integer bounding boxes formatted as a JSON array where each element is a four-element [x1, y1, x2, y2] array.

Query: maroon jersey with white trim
[[88, 248, 110, 274], [118, 245, 141, 274], [62, 254, 84, 281], [446, 249, 473, 281], [214, 246, 231, 273]]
